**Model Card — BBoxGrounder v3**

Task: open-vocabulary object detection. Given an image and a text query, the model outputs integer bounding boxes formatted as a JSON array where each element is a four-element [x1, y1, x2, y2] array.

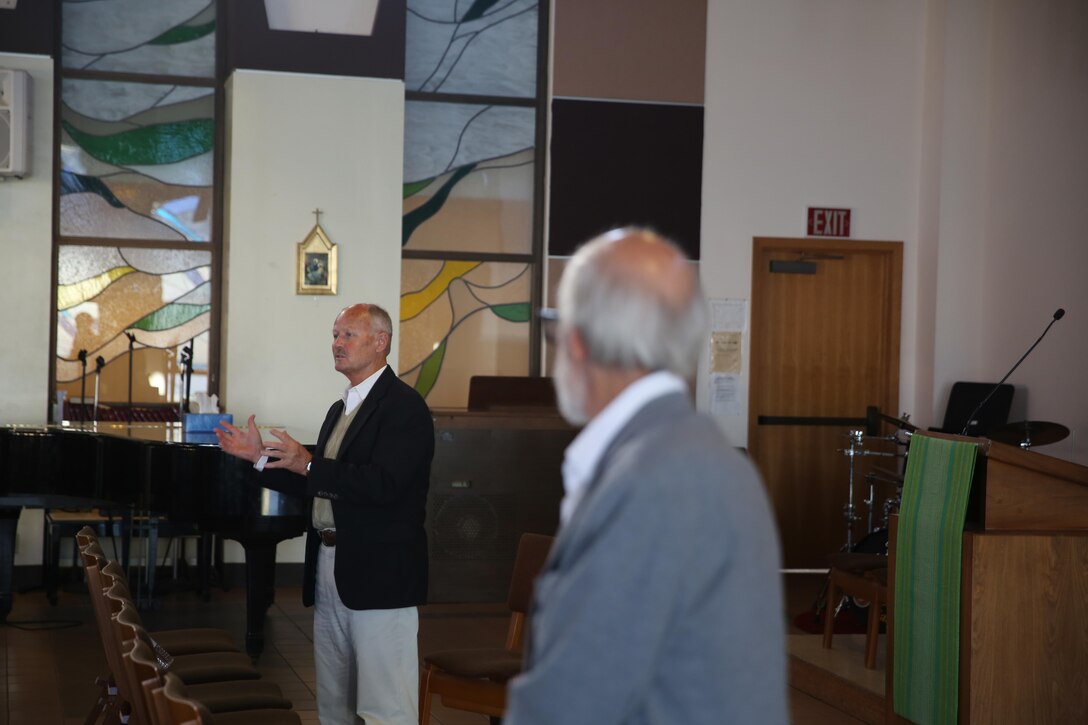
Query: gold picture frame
[[296, 224, 338, 295]]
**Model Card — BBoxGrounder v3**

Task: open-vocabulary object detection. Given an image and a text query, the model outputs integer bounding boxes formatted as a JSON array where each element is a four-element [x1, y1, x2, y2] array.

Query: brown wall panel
[[553, 0, 706, 104]]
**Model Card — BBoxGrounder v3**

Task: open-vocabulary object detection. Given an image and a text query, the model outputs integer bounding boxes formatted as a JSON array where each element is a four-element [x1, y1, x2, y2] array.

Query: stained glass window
[[56, 246, 212, 407], [55, 1, 219, 418], [403, 101, 535, 254], [401, 1, 545, 407], [60, 79, 215, 242], [400, 260, 531, 408], [62, 0, 217, 78], [406, 0, 538, 98]]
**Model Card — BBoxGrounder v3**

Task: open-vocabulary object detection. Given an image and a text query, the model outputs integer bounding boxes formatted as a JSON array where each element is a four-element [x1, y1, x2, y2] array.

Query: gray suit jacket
[[505, 392, 788, 725]]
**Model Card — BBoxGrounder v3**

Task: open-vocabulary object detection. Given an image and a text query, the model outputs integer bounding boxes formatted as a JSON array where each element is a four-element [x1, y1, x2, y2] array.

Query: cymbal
[[990, 420, 1070, 447], [879, 412, 918, 432]]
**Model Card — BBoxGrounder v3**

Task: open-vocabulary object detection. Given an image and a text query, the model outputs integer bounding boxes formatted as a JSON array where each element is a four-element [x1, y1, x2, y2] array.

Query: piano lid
[[5, 421, 318, 448]]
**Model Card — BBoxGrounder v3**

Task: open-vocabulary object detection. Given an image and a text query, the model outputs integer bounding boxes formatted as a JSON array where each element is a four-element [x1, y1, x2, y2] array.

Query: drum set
[[834, 412, 1073, 555]]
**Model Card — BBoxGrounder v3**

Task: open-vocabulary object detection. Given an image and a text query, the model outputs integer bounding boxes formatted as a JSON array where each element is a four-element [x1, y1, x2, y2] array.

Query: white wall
[[931, 0, 1088, 464], [0, 54, 53, 425], [222, 70, 406, 562], [0, 53, 54, 564], [700, 0, 1088, 466], [699, 0, 927, 446]]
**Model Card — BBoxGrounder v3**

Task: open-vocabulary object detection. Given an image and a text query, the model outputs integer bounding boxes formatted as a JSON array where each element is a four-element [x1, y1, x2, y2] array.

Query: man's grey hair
[[558, 228, 708, 377], [366, 304, 394, 355]]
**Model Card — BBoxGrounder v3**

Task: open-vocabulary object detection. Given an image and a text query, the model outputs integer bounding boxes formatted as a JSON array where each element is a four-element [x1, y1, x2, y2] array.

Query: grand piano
[[0, 422, 310, 659], [0, 384, 575, 660]]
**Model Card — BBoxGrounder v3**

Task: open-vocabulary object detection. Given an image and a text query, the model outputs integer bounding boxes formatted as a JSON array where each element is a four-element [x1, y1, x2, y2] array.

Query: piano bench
[[43, 508, 129, 606]]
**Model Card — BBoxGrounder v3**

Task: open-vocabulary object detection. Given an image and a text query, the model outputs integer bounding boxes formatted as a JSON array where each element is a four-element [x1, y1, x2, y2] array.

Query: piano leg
[[0, 507, 21, 620], [237, 535, 280, 662]]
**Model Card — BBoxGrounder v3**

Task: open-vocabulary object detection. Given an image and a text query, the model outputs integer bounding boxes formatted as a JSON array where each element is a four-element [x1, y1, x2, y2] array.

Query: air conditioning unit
[[0, 69, 32, 177]]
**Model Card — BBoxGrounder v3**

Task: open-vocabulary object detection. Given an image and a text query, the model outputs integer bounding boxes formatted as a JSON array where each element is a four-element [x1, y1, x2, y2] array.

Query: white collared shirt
[[343, 364, 387, 415], [559, 370, 687, 526]]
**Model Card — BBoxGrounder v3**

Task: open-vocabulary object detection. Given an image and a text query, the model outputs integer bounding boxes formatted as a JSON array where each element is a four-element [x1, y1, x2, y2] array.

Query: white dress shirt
[[341, 364, 387, 415], [559, 370, 687, 525]]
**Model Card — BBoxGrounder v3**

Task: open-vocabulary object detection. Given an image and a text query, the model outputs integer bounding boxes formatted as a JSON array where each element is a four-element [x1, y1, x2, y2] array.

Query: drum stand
[[814, 423, 909, 619], [837, 429, 899, 551]]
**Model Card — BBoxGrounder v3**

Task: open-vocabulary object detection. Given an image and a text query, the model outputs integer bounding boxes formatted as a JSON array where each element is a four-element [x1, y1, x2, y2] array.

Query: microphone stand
[[78, 349, 88, 423], [960, 308, 1066, 435], [125, 332, 137, 424], [93, 356, 105, 422]]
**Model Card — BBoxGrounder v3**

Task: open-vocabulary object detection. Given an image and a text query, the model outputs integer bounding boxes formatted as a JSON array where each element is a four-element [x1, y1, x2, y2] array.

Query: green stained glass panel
[[60, 79, 215, 242], [403, 101, 535, 254]]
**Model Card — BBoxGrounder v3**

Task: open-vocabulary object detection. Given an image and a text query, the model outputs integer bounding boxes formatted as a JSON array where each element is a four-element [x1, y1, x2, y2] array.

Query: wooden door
[[748, 238, 902, 568]]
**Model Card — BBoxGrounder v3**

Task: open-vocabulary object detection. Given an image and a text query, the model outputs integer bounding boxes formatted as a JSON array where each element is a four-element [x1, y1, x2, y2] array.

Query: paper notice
[[710, 299, 746, 332], [710, 331, 742, 373], [710, 373, 741, 417]]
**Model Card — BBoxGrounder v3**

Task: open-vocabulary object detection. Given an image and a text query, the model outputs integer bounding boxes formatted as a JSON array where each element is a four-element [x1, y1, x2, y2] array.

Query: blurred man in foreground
[[505, 228, 787, 724]]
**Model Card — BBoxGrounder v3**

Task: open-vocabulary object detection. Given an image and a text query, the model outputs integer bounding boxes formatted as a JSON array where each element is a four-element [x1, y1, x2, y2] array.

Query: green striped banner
[[893, 434, 978, 724]]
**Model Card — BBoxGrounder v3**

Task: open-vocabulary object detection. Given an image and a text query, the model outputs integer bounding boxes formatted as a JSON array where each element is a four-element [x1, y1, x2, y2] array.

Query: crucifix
[[313, 208, 323, 227]]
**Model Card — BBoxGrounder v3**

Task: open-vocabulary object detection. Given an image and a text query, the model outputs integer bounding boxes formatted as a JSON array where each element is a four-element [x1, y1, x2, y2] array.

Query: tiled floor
[[0, 572, 867, 724]]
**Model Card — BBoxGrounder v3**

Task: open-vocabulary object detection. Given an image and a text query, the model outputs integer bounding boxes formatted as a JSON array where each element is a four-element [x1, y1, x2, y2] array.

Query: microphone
[[960, 308, 1065, 435]]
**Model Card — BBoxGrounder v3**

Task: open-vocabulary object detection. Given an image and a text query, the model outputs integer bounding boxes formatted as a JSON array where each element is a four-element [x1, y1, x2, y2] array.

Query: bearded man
[[504, 228, 788, 724]]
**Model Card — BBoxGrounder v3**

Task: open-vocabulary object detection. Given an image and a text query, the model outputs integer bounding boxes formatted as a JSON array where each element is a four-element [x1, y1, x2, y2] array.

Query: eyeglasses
[[538, 307, 559, 343]]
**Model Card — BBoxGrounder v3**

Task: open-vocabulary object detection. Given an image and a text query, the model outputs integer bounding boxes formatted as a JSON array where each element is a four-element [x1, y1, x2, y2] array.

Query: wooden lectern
[[888, 439, 1088, 723]]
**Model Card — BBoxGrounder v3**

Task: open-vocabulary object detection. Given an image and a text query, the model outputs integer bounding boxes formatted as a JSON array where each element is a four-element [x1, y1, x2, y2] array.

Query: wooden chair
[[418, 532, 553, 724], [109, 593, 262, 685], [151, 672, 303, 725], [822, 555, 888, 669], [124, 634, 292, 719], [78, 528, 239, 659], [44, 508, 129, 605]]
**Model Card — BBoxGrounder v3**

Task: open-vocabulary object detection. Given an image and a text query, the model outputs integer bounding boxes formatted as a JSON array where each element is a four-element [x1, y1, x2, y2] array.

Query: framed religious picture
[[296, 219, 338, 295]]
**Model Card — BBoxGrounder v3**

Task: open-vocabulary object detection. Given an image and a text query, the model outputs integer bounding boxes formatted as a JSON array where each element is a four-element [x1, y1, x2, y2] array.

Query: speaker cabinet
[[0, 68, 31, 177], [427, 412, 575, 602]]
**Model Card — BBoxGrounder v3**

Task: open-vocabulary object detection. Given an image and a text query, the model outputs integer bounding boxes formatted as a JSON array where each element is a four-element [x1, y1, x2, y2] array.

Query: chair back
[[503, 533, 553, 651], [154, 672, 211, 724], [506, 533, 553, 614], [938, 381, 1013, 436], [125, 637, 170, 724], [76, 524, 100, 550], [75, 537, 135, 713], [98, 594, 155, 724]]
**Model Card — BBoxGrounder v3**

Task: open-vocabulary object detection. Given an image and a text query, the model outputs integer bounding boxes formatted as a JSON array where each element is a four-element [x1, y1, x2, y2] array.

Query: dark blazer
[[261, 366, 434, 610]]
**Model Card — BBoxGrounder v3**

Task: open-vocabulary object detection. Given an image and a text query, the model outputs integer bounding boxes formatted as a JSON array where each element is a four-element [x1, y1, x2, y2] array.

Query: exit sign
[[807, 207, 851, 237]]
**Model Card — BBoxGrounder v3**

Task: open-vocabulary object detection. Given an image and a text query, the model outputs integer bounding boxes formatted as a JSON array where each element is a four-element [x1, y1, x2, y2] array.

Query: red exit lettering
[[807, 207, 852, 237]]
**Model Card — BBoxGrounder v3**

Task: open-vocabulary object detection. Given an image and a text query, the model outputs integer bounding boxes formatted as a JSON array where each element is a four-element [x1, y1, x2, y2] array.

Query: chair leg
[[864, 599, 881, 669], [419, 665, 434, 725], [822, 579, 837, 649], [46, 517, 61, 606]]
